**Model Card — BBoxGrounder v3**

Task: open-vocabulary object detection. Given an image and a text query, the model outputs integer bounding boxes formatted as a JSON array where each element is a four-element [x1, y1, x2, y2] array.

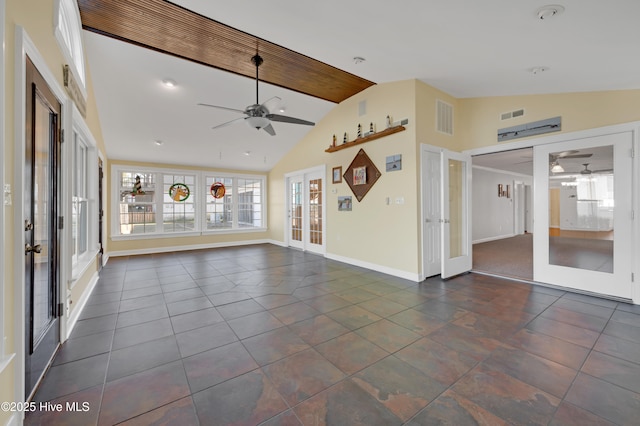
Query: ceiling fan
[[580, 163, 613, 175], [198, 54, 315, 136]]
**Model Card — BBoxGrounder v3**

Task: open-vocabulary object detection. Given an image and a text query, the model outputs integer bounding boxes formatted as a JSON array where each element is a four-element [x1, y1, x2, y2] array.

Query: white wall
[[472, 166, 532, 243]]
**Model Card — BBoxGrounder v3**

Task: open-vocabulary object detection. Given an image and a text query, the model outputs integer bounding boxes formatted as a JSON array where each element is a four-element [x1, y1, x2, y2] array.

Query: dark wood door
[[24, 56, 62, 399]]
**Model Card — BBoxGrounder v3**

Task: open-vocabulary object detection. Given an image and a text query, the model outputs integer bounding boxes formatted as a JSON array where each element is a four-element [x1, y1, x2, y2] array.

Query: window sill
[[71, 249, 99, 287], [111, 228, 267, 241]]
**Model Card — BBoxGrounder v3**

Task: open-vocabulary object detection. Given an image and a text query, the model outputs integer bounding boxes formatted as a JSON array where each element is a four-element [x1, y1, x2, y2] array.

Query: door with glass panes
[[287, 169, 325, 254]]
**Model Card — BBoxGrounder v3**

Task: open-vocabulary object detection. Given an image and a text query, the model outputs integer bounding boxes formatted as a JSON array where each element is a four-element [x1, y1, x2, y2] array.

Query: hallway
[[26, 245, 640, 425]]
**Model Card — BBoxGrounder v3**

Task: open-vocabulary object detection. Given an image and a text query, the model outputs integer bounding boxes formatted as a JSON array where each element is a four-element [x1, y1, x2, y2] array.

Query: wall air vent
[[436, 99, 453, 135], [498, 116, 561, 142], [500, 108, 525, 121]]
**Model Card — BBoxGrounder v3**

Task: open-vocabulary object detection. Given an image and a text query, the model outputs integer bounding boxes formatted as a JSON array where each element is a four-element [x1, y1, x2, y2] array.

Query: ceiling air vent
[[500, 108, 525, 121], [436, 99, 453, 135]]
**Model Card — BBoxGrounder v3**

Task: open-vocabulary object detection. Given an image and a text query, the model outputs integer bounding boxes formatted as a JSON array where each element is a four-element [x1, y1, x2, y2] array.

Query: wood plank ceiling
[[77, 0, 375, 104]]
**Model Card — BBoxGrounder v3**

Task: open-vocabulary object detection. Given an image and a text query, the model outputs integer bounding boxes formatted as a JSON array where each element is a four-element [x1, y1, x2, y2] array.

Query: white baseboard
[[473, 233, 516, 244], [325, 252, 421, 282], [5, 412, 19, 426], [107, 239, 274, 258], [65, 271, 99, 340]]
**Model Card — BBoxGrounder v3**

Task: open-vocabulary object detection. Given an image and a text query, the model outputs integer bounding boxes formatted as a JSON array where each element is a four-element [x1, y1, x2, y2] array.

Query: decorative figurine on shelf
[[386, 115, 392, 129], [332, 134, 337, 147], [370, 122, 374, 134], [343, 132, 347, 144], [357, 124, 362, 139], [131, 175, 145, 196]]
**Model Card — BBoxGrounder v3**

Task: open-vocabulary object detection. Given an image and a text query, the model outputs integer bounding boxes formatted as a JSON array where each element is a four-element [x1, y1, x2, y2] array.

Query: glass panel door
[[289, 176, 304, 249], [309, 178, 323, 246], [533, 132, 633, 299], [441, 150, 472, 278]]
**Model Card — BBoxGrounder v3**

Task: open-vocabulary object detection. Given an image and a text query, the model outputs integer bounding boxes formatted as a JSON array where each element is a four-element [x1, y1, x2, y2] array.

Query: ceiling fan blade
[[561, 154, 593, 159], [198, 103, 247, 115], [267, 114, 315, 126], [262, 123, 276, 136], [593, 169, 614, 174], [212, 117, 246, 130], [261, 96, 282, 113]]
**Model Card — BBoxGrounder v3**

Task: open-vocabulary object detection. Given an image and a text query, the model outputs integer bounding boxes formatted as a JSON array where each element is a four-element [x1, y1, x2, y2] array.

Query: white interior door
[[288, 175, 304, 250], [533, 132, 634, 299], [421, 147, 442, 277], [441, 150, 473, 278], [286, 168, 325, 254]]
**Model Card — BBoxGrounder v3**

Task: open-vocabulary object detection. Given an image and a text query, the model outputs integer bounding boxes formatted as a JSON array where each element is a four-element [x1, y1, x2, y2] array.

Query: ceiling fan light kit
[[198, 54, 315, 136]]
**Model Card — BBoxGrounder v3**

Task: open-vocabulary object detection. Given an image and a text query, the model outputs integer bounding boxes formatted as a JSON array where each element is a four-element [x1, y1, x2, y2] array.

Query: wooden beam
[[78, 0, 375, 103]]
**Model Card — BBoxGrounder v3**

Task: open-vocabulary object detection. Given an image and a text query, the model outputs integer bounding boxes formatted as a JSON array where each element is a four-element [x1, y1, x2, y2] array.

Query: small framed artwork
[[353, 166, 367, 185], [386, 154, 402, 172], [338, 196, 352, 211], [332, 166, 342, 184]]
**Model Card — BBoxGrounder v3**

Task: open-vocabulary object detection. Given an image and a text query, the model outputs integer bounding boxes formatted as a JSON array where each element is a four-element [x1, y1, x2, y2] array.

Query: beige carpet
[[473, 234, 533, 280]]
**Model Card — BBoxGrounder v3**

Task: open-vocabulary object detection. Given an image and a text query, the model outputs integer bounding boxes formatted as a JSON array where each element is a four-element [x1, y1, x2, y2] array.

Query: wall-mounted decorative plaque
[[343, 149, 381, 202]]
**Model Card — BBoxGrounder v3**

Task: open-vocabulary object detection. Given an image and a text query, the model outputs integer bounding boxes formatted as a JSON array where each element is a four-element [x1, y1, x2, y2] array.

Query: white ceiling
[[84, 0, 640, 171]]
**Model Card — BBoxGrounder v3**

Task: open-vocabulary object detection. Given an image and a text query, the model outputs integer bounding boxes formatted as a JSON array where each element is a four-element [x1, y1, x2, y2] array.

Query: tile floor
[[25, 244, 640, 425]]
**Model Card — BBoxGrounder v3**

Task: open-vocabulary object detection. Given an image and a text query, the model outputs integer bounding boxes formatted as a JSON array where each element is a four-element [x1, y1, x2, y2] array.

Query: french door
[[24, 56, 62, 398], [286, 168, 325, 254], [422, 146, 472, 279], [441, 150, 473, 278], [533, 132, 634, 299]]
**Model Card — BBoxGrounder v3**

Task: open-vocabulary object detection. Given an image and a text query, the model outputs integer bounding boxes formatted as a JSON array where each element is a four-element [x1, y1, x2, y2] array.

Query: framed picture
[[386, 154, 402, 172], [353, 166, 367, 185], [338, 196, 352, 211], [332, 166, 342, 183]]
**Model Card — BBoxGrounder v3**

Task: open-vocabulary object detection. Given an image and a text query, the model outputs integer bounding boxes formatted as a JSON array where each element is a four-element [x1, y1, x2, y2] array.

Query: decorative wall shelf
[[325, 125, 405, 153]]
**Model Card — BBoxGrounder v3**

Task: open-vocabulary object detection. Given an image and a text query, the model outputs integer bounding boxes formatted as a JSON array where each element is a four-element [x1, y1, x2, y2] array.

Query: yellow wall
[[107, 159, 270, 254], [2, 0, 107, 416], [459, 89, 640, 151], [269, 80, 423, 275]]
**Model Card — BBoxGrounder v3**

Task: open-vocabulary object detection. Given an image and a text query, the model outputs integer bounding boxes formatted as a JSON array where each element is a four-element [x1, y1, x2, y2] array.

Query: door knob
[[25, 243, 42, 254]]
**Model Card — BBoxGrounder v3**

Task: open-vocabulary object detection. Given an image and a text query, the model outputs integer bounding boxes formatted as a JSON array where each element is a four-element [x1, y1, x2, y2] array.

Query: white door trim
[[13, 26, 69, 408], [419, 144, 443, 280], [283, 165, 326, 254], [464, 121, 639, 304]]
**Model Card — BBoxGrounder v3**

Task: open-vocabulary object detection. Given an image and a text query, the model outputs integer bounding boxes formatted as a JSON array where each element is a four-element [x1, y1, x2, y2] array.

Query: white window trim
[[68, 105, 99, 284], [0, 0, 6, 366], [111, 165, 267, 239], [54, 0, 87, 98]]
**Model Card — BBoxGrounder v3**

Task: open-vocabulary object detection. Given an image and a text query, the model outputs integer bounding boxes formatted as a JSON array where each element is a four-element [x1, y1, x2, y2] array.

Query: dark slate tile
[[53, 330, 113, 366], [175, 322, 238, 358], [565, 373, 640, 425], [288, 314, 350, 346], [106, 335, 181, 382], [243, 327, 310, 366], [112, 318, 174, 350], [262, 348, 345, 406], [117, 396, 199, 426], [192, 370, 288, 425], [316, 332, 388, 375], [116, 304, 169, 329], [355, 319, 421, 353], [593, 333, 640, 365], [549, 401, 616, 426], [33, 354, 109, 402], [406, 389, 510, 426], [293, 379, 402, 426], [183, 342, 259, 393], [166, 296, 213, 316], [216, 298, 265, 320], [352, 355, 446, 422], [24, 385, 102, 426], [170, 307, 225, 334], [325, 305, 382, 330], [525, 316, 600, 348], [540, 305, 609, 332], [227, 311, 285, 339], [581, 350, 640, 393], [99, 361, 190, 425], [507, 329, 590, 369]]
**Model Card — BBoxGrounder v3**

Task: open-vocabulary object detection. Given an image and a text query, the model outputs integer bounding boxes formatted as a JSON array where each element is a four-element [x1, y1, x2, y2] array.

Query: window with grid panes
[[71, 133, 89, 262], [237, 178, 262, 228], [118, 171, 156, 234], [163, 174, 196, 232], [205, 176, 233, 229]]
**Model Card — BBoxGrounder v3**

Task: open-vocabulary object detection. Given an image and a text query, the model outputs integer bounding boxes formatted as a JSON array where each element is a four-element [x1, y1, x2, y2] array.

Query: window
[[163, 174, 196, 232], [237, 178, 263, 228], [113, 167, 266, 238], [54, 0, 86, 88], [205, 176, 233, 229], [118, 172, 157, 235], [71, 134, 89, 263]]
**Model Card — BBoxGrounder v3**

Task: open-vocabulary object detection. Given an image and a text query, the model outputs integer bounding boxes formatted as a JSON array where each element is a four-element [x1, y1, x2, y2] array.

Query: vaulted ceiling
[[79, 0, 640, 171]]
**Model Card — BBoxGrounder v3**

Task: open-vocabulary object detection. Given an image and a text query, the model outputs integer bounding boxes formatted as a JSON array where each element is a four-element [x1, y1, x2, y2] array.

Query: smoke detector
[[536, 5, 565, 20]]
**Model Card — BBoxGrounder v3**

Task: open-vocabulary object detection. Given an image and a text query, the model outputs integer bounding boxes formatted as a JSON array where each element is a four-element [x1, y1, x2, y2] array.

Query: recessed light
[[154, 140, 164, 146], [536, 5, 565, 20], [244, 151, 251, 156], [162, 78, 177, 88]]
